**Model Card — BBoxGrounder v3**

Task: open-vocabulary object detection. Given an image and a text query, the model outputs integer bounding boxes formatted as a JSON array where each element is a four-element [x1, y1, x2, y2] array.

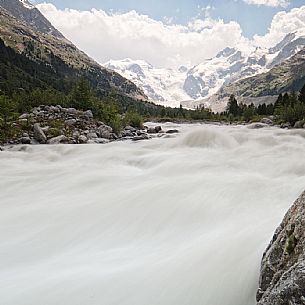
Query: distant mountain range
[[0, 0, 147, 101], [104, 59, 190, 107], [105, 31, 305, 110], [1, 0, 305, 112]]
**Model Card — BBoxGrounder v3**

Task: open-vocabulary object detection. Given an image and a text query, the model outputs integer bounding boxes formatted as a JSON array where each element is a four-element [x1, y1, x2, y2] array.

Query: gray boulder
[[155, 126, 162, 133], [49, 106, 60, 113], [147, 126, 162, 134], [256, 191, 305, 305], [65, 119, 77, 126], [97, 125, 113, 139], [125, 126, 137, 132], [84, 110, 93, 119], [122, 130, 135, 138], [78, 135, 88, 144], [260, 118, 273, 125], [47, 135, 68, 144], [64, 108, 78, 115], [294, 121, 304, 129], [87, 132, 98, 139], [281, 122, 291, 129], [33, 123, 47, 143], [94, 138, 110, 144], [19, 113, 29, 120], [20, 137, 31, 144]]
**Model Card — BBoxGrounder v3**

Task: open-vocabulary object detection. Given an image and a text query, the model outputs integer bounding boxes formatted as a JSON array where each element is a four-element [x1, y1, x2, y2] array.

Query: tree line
[[225, 82, 305, 125]]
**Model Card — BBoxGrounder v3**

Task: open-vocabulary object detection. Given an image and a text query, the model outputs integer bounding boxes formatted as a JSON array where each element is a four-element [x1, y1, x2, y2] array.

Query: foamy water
[[1, 124, 305, 305]]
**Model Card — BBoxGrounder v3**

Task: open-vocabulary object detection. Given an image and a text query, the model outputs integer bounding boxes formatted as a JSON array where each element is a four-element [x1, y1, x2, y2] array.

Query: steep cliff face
[[257, 191, 305, 305]]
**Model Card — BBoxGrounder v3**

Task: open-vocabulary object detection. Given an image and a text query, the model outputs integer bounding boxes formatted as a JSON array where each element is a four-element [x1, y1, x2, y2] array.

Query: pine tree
[[282, 93, 290, 106], [70, 79, 93, 110], [226, 95, 241, 117], [299, 83, 305, 104]]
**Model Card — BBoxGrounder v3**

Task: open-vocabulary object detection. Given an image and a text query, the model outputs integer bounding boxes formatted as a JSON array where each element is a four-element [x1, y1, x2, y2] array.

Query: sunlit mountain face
[[104, 31, 305, 107], [36, 1, 305, 109]]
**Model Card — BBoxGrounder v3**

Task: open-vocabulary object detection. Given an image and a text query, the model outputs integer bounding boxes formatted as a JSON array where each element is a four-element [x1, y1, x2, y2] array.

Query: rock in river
[[257, 191, 305, 305]]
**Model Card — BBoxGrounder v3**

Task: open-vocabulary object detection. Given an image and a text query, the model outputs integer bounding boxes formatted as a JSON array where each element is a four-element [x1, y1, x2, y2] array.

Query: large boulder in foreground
[[257, 191, 305, 305]]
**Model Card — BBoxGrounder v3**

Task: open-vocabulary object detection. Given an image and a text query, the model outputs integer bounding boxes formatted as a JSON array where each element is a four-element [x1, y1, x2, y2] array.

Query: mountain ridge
[[106, 31, 305, 108], [0, 0, 147, 101]]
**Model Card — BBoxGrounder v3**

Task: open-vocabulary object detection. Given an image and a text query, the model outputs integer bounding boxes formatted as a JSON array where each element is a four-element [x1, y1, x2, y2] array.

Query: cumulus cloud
[[242, 0, 290, 7], [37, 3, 244, 68], [254, 5, 305, 47], [36, 3, 305, 68]]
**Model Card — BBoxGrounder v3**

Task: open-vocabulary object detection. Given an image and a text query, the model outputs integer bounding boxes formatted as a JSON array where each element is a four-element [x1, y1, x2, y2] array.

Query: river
[[1, 123, 305, 305]]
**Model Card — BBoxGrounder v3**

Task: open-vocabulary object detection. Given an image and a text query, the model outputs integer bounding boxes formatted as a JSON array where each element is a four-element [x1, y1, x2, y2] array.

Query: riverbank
[[0, 105, 179, 148], [2, 104, 305, 150]]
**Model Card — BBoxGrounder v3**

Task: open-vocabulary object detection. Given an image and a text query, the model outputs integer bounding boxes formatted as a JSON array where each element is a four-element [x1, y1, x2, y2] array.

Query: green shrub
[[0, 95, 19, 142], [124, 112, 144, 129]]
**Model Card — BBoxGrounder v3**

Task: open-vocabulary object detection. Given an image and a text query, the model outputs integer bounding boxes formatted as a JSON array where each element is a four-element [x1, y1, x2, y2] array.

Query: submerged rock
[[248, 123, 269, 129], [257, 191, 305, 305], [132, 134, 150, 141], [166, 129, 179, 134], [147, 126, 162, 134]]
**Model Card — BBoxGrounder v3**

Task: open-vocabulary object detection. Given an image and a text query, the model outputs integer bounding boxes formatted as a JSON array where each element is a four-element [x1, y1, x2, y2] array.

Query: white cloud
[[37, 3, 244, 68], [36, 3, 305, 68], [242, 0, 290, 7], [254, 5, 305, 47]]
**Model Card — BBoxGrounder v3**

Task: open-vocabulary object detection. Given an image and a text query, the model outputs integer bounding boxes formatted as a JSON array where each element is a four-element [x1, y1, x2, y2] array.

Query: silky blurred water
[[1, 123, 305, 305]]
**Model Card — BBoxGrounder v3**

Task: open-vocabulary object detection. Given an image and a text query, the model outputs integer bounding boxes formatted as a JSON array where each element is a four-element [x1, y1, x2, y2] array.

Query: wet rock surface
[[257, 191, 305, 305]]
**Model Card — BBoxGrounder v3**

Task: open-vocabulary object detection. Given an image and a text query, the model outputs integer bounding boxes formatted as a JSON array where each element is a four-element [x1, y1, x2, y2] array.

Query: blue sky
[[35, 0, 305, 37]]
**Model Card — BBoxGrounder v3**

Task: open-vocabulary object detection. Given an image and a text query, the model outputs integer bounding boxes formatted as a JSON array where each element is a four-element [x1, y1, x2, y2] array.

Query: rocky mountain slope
[[256, 190, 305, 305], [219, 47, 305, 98], [0, 0, 64, 38], [187, 32, 305, 101], [106, 32, 305, 107], [0, 0, 146, 100]]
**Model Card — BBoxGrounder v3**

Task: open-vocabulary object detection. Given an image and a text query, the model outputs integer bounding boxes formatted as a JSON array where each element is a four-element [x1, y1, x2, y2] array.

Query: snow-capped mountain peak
[[18, 0, 34, 10], [105, 31, 305, 107], [104, 59, 190, 107]]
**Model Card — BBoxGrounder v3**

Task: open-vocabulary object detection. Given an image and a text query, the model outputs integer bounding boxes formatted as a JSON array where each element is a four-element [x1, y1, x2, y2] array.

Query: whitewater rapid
[[1, 124, 305, 305]]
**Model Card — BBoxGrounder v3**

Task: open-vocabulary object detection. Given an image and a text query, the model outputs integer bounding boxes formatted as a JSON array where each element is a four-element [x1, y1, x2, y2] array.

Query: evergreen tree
[[299, 83, 305, 104], [274, 93, 283, 108], [282, 93, 290, 106], [226, 94, 241, 117], [290, 91, 298, 108], [70, 79, 93, 110]]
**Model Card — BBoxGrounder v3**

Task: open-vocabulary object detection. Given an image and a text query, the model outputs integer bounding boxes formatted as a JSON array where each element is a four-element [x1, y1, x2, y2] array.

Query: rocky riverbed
[[0, 105, 179, 147]]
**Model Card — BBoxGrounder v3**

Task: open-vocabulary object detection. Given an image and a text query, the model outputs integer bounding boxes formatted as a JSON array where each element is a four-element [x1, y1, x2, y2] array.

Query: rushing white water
[[1, 124, 305, 305]]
